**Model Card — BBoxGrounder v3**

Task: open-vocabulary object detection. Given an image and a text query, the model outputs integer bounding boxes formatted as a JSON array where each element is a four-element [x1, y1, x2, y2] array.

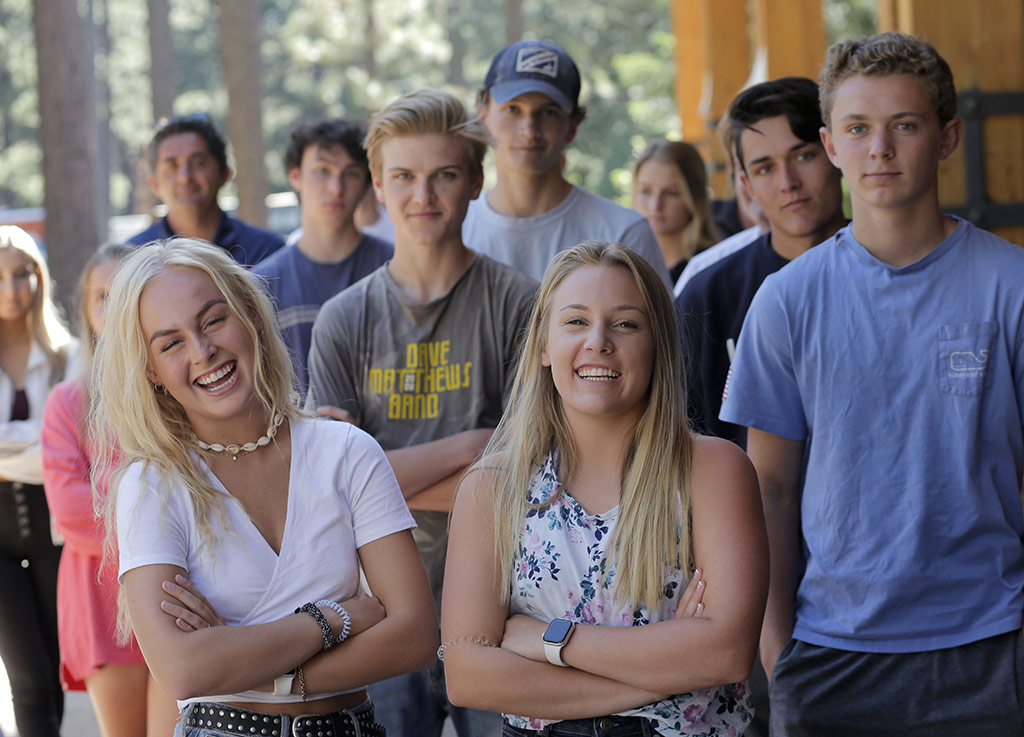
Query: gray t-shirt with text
[[306, 254, 538, 611]]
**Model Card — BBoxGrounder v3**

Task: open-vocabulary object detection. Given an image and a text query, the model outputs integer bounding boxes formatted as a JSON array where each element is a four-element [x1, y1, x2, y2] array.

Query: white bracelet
[[315, 599, 352, 643]]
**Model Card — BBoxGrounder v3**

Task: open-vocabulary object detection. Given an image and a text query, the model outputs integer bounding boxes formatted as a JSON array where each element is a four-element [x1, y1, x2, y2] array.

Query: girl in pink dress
[[41, 243, 178, 737]]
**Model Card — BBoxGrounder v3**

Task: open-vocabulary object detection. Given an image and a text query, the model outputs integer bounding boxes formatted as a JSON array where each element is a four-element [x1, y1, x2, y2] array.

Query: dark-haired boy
[[128, 114, 283, 265], [465, 40, 670, 284], [721, 32, 1024, 734], [676, 77, 845, 447], [252, 119, 392, 392]]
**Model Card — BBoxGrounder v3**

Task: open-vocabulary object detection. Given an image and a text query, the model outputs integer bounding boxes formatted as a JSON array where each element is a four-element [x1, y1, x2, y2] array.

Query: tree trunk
[[32, 0, 102, 312], [90, 0, 111, 224], [364, 0, 377, 79], [217, 0, 268, 228], [505, 0, 522, 45], [447, 0, 464, 86], [147, 0, 178, 120]]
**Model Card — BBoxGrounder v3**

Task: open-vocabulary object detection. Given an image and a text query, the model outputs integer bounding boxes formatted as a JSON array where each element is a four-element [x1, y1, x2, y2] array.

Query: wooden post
[[879, 0, 1024, 245], [750, 0, 827, 82], [671, 0, 751, 196]]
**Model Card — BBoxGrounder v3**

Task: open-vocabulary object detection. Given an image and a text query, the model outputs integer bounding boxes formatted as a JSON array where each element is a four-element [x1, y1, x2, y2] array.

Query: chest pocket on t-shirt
[[938, 321, 997, 396]]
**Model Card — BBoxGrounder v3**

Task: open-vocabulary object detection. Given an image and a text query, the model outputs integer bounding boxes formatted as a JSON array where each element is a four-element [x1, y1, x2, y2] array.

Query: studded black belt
[[182, 700, 385, 737]]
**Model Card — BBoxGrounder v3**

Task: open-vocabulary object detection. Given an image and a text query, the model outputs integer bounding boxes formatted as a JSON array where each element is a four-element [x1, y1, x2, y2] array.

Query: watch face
[[543, 618, 574, 644]]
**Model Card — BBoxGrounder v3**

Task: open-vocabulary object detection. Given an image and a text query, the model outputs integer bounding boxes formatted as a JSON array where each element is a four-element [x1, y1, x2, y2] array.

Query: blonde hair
[[480, 240, 693, 609], [820, 31, 957, 127], [632, 140, 719, 260], [0, 225, 72, 385], [90, 239, 304, 597], [364, 88, 490, 181]]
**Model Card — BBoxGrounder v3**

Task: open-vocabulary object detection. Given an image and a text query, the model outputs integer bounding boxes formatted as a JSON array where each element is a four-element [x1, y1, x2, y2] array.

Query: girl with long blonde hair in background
[[632, 141, 720, 283], [0, 225, 77, 737]]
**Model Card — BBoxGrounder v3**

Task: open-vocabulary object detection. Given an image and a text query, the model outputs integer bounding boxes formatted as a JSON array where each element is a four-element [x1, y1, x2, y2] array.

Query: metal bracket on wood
[[947, 89, 1024, 229]]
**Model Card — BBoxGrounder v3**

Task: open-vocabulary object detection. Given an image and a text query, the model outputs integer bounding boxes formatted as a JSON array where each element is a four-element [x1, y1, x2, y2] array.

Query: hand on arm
[[746, 428, 804, 679], [123, 564, 328, 700], [499, 570, 706, 662], [0, 417, 45, 485], [385, 428, 493, 500], [315, 405, 357, 425], [441, 468, 669, 720], [298, 530, 438, 693], [545, 437, 768, 694], [160, 574, 384, 638]]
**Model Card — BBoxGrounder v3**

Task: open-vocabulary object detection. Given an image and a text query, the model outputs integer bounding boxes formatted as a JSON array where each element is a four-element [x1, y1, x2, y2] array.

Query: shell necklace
[[197, 413, 284, 461]]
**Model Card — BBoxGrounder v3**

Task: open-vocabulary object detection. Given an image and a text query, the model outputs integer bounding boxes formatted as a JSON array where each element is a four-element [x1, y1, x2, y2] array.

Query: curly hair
[[819, 31, 956, 128]]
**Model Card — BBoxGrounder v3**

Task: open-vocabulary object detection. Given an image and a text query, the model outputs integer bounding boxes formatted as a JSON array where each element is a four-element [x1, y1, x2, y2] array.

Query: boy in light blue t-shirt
[[721, 31, 1024, 735]]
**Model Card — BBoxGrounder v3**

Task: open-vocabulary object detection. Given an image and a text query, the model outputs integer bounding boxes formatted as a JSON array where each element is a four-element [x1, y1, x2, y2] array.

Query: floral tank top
[[506, 452, 753, 736]]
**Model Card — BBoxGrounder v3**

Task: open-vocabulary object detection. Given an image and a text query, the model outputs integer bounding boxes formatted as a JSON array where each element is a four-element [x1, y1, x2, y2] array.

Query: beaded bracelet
[[315, 599, 352, 644], [295, 602, 334, 651], [437, 634, 496, 662]]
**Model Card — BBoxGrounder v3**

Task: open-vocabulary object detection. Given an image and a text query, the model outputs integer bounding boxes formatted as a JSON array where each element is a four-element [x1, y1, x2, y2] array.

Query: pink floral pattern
[[504, 453, 753, 736]]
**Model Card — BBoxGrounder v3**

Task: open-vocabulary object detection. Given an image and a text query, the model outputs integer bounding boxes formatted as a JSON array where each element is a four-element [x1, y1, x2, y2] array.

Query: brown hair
[[819, 31, 956, 128]]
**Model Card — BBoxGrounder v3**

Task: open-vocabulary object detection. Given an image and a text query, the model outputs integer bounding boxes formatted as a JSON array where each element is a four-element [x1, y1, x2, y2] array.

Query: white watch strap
[[273, 669, 296, 696], [544, 640, 570, 667]]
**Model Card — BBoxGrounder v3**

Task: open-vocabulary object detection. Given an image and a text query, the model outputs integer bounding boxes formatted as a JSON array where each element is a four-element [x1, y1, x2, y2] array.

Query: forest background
[[1, 0, 874, 303]]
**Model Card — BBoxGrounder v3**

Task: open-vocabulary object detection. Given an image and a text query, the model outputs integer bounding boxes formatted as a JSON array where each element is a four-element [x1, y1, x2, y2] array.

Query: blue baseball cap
[[483, 40, 581, 114]]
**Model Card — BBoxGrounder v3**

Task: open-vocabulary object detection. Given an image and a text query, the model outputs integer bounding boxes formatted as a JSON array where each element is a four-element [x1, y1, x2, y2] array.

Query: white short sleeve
[[116, 461, 191, 582], [335, 423, 415, 549]]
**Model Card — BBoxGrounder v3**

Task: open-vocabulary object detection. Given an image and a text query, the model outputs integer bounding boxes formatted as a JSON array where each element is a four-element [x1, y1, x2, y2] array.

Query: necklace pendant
[[232, 454, 238, 461]]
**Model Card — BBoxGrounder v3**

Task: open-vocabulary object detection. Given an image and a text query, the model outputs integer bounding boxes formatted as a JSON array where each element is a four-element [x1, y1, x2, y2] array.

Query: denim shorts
[[175, 699, 385, 737], [502, 715, 660, 737]]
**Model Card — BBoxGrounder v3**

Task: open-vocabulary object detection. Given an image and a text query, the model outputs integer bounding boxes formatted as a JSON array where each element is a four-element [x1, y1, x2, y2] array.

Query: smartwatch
[[273, 668, 297, 696], [542, 618, 576, 667]]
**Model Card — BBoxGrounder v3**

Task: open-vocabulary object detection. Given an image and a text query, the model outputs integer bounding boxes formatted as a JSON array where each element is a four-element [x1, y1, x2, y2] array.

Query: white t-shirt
[[463, 185, 671, 286], [116, 416, 415, 705]]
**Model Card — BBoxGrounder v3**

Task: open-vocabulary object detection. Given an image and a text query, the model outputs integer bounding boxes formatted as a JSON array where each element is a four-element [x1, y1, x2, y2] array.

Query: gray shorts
[[770, 630, 1024, 737]]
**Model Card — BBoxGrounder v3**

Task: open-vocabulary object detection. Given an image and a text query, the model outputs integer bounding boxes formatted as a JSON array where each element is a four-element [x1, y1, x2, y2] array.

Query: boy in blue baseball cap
[[464, 40, 670, 285]]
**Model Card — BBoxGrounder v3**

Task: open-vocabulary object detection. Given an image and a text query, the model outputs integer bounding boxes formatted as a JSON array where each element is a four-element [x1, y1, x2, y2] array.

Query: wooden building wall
[[670, 0, 1024, 244], [879, 0, 1024, 245]]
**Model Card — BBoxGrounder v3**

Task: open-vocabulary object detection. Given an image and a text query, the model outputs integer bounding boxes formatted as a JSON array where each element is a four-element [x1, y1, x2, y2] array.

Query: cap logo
[[515, 47, 559, 78]]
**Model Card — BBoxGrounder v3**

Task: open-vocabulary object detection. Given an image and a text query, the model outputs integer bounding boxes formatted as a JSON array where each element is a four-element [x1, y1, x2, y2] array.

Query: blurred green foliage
[[0, 0, 875, 213]]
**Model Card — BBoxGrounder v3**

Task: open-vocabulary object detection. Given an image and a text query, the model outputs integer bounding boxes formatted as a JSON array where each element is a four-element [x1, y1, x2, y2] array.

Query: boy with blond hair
[[307, 88, 536, 737], [722, 32, 1024, 735]]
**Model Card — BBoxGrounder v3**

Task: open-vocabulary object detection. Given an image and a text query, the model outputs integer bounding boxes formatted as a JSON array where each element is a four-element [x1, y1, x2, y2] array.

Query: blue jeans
[[367, 659, 502, 737], [502, 716, 660, 736]]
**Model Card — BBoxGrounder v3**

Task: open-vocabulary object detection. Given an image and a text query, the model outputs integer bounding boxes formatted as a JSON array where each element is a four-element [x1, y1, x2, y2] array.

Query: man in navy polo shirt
[[128, 114, 283, 265]]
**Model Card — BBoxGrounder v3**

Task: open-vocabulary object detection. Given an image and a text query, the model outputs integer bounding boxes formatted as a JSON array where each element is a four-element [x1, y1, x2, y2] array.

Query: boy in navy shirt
[[253, 119, 392, 392]]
